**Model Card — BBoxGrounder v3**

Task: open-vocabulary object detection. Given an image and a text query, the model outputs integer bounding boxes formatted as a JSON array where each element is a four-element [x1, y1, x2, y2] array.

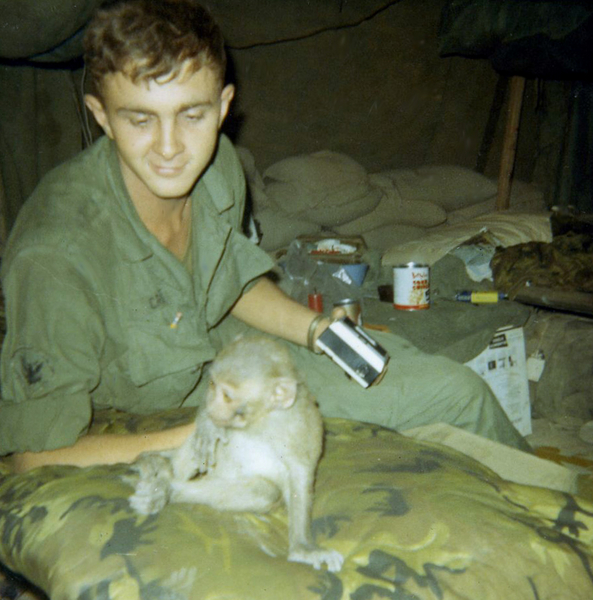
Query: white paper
[[526, 355, 546, 382], [465, 326, 532, 436]]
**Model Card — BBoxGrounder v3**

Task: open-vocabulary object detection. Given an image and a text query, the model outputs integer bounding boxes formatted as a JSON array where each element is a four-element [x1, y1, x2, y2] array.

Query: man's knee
[[452, 365, 496, 405]]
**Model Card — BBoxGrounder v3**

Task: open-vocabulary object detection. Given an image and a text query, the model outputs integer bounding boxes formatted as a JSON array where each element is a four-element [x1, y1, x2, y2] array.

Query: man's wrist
[[307, 314, 330, 354]]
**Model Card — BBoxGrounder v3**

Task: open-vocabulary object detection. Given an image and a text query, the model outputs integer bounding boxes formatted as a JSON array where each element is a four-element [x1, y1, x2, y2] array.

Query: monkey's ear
[[271, 378, 298, 409]]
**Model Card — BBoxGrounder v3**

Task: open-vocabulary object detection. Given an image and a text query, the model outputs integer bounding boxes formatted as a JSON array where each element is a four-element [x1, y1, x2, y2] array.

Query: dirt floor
[[528, 419, 593, 501], [529, 418, 593, 474]]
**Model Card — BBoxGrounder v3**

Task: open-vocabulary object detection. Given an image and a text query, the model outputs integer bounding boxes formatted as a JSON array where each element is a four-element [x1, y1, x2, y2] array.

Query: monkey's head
[[206, 336, 301, 429]]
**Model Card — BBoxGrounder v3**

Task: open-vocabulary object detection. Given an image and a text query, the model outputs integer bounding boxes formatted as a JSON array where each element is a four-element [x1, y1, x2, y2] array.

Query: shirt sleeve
[[0, 247, 105, 454]]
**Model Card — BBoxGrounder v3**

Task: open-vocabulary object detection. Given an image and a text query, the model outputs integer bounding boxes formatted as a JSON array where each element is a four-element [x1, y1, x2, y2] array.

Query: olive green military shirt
[[0, 134, 275, 454]]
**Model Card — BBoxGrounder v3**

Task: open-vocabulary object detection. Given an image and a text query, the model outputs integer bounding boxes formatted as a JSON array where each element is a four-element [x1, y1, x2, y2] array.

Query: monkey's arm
[[127, 408, 228, 514], [170, 407, 228, 480], [231, 278, 330, 348]]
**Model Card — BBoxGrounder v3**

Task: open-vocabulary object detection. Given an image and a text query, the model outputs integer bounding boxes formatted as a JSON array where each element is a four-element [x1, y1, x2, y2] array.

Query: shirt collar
[[198, 137, 235, 214], [103, 135, 236, 264], [103, 138, 154, 263]]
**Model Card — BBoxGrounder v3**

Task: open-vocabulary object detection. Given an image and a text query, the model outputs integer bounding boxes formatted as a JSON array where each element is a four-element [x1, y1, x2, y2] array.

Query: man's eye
[[185, 112, 205, 122], [129, 116, 150, 127]]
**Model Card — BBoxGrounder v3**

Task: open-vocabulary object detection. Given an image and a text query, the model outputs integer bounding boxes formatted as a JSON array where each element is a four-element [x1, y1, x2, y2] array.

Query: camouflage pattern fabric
[[492, 232, 593, 294], [1, 415, 593, 600]]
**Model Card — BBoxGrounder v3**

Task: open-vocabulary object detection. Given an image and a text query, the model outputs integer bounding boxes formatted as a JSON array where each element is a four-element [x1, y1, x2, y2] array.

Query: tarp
[[439, 0, 593, 79], [0, 0, 102, 61]]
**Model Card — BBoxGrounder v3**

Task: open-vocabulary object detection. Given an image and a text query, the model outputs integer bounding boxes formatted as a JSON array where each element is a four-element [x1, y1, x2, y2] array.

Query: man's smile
[[151, 162, 186, 176]]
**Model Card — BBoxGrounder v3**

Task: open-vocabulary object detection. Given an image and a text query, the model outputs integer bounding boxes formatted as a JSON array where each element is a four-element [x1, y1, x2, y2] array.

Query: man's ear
[[271, 377, 298, 410], [217, 83, 235, 128], [84, 94, 114, 139]]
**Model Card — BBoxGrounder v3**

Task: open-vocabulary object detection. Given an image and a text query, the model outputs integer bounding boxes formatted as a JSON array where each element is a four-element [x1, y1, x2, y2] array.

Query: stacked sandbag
[[333, 174, 447, 248], [237, 147, 546, 253]]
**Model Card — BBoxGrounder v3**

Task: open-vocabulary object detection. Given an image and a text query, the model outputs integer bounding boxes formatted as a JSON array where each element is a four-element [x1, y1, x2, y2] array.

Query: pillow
[[380, 165, 498, 211], [1, 418, 593, 600], [382, 212, 553, 266], [263, 151, 382, 226]]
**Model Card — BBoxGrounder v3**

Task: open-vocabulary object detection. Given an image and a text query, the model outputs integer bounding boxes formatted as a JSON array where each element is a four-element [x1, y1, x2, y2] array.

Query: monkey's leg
[[170, 475, 281, 513], [285, 464, 344, 573]]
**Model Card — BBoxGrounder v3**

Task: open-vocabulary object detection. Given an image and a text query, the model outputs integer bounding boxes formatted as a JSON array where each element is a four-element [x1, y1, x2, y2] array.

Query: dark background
[[1, 0, 591, 242]]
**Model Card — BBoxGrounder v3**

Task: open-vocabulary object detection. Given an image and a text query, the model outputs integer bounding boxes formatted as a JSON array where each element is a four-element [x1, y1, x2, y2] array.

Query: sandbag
[[263, 151, 382, 226], [336, 174, 447, 234], [379, 165, 498, 212]]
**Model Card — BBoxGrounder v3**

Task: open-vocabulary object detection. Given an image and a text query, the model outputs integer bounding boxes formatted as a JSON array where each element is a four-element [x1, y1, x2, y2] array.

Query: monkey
[[128, 335, 344, 573]]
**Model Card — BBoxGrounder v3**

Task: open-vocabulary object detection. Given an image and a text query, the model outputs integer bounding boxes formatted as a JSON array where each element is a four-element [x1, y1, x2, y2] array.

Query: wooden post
[[496, 75, 526, 211]]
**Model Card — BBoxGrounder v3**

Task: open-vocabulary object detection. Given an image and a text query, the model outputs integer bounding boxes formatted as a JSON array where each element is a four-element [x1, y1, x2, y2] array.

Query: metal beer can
[[393, 263, 430, 310], [333, 298, 362, 325]]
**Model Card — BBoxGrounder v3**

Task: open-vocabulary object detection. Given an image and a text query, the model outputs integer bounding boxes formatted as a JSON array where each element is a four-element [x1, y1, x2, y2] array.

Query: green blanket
[[1, 415, 593, 600]]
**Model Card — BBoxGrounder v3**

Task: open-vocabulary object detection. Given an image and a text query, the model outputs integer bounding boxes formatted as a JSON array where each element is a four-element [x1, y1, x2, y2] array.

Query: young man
[[0, 0, 527, 471]]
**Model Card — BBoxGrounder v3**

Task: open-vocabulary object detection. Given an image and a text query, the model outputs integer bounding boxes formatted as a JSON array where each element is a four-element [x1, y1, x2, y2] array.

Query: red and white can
[[393, 263, 430, 310]]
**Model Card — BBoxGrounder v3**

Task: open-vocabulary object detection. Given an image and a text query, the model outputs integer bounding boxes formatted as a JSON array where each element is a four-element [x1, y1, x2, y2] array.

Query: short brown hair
[[83, 0, 226, 96]]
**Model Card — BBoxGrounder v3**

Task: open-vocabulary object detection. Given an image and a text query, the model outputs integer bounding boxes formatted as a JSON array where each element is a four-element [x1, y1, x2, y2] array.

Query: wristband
[[307, 314, 327, 354]]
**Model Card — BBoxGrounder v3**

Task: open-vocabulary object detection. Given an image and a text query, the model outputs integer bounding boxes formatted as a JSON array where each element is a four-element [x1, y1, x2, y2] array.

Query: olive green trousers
[[290, 329, 528, 451]]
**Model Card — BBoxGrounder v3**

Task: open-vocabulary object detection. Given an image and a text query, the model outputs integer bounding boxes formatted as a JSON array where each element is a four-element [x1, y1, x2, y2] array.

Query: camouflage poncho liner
[[1, 413, 593, 600]]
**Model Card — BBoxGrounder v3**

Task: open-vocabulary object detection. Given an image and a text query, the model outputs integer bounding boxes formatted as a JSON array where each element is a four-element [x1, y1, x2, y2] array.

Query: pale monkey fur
[[128, 335, 343, 572]]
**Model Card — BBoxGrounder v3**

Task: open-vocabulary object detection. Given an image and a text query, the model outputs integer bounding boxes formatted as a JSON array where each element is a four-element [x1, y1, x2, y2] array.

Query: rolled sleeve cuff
[[0, 392, 92, 455]]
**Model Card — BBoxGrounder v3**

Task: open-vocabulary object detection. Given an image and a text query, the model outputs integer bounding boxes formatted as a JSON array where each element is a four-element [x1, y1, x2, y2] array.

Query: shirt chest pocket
[[126, 308, 215, 389], [114, 257, 215, 393]]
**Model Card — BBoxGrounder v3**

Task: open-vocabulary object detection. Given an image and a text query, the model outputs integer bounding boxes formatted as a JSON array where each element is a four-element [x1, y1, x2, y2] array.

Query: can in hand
[[333, 298, 362, 325]]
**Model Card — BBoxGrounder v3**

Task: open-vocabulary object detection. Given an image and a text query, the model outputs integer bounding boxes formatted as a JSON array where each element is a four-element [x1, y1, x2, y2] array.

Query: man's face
[[85, 64, 234, 205]]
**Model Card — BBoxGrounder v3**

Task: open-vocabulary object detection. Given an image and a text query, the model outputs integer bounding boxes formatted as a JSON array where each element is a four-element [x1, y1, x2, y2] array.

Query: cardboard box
[[465, 326, 532, 436]]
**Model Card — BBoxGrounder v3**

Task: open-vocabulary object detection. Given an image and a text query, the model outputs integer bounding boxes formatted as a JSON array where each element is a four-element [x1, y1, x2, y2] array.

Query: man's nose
[[154, 121, 183, 159]]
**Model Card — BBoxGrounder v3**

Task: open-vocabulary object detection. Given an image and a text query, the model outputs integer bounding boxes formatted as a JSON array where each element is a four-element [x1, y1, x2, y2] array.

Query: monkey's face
[[206, 377, 269, 429]]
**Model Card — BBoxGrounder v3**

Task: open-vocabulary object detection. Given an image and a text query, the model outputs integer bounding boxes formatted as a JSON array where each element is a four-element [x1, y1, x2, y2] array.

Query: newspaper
[[465, 326, 532, 436]]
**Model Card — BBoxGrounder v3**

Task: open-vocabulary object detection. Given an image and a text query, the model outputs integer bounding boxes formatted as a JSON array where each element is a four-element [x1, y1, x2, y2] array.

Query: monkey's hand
[[127, 452, 174, 515], [288, 547, 344, 573], [170, 410, 228, 481]]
